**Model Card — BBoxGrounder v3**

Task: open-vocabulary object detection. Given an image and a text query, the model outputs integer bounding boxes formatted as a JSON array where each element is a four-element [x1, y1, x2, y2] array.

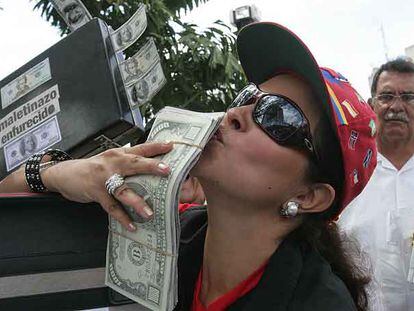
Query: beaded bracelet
[[25, 149, 72, 193]]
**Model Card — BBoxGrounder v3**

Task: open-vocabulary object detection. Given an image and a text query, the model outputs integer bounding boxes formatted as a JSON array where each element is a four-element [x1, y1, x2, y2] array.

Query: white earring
[[280, 201, 299, 217]]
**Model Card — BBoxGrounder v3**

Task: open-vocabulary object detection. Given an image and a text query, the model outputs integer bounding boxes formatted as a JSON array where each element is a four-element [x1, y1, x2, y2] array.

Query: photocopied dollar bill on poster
[[1, 58, 52, 109], [110, 3, 147, 53], [50, 0, 92, 32], [4, 116, 62, 171], [119, 38, 160, 87], [126, 61, 166, 108], [0, 84, 61, 149]]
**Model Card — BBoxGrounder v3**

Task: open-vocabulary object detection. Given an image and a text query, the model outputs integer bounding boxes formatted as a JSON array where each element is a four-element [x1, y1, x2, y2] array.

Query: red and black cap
[[237, 22, 377, 219]]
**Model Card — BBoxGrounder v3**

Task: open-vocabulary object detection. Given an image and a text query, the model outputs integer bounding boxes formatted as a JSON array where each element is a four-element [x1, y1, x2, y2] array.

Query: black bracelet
[[25, 149, 72, 193]]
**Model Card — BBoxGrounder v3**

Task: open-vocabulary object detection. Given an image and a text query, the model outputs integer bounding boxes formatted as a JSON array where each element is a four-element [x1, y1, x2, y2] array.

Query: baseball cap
[[236, 22, 377, 219]]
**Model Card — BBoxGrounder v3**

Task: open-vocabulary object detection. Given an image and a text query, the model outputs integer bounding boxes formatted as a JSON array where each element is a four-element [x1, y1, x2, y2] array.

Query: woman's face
[[194, 74, 320, 209]]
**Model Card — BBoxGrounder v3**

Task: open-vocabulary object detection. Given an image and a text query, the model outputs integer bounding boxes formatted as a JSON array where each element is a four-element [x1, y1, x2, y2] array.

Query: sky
[[0, 0, 413, 100]]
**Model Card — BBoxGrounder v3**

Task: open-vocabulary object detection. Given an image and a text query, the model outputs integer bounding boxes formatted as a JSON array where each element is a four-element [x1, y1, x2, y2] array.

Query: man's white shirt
[[339, 153, 414, 310]]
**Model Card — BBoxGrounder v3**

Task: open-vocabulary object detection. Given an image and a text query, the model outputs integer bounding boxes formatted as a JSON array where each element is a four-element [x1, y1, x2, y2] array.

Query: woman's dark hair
[[290, 109, 371, 311]]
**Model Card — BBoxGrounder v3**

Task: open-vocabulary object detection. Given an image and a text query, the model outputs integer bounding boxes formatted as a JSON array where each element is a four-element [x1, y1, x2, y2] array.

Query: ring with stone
[[105, 173, 125, 196]]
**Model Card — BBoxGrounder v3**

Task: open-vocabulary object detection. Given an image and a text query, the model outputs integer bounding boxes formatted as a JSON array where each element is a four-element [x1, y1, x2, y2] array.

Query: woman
[[1, 22, 377, 310]]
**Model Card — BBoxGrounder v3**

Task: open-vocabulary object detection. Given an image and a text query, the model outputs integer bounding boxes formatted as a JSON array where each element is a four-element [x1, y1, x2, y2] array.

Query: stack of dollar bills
[[105, 107, 224, 310]]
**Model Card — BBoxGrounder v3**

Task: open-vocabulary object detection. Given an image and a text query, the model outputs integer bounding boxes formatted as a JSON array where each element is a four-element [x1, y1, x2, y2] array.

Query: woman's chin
[[191, 151, 213, 178]]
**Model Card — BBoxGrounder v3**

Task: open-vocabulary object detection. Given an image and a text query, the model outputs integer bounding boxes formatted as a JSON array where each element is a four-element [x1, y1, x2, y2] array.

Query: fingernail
[[158, 162, 169, 172], [143, 205, 153, 217], [128, 223, 137, 231]]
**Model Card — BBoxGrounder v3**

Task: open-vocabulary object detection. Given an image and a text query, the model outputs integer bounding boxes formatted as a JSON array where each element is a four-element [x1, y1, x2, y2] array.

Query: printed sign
[[0, 85, 60, 148]]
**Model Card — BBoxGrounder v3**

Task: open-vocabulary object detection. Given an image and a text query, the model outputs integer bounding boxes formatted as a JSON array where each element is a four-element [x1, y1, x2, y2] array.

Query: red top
[[178, 203, 201, 213], [191, 261, 267, 311]]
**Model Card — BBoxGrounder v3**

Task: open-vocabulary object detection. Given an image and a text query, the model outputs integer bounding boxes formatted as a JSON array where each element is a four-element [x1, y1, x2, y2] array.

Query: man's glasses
[[374, 92, 414, 106], [228, 83, 315, 157]]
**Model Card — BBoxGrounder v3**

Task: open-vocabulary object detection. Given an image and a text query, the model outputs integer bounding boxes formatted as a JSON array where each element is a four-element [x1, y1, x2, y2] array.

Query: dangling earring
[[280, 201, 299, 217]]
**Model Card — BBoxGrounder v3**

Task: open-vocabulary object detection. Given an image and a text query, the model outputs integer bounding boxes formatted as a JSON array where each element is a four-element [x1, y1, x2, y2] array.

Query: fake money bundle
[[106, 107, 224, 311]]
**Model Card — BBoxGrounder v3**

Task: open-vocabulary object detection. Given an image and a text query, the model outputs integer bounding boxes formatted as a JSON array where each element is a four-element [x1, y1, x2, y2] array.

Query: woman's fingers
[[99, 195, 136, 232], [120, 154, 170, 177], [125, 141, 173, 157], [114, 187, 154, 220], [99, 142, 173, 177], [89, 142, 175, 230]]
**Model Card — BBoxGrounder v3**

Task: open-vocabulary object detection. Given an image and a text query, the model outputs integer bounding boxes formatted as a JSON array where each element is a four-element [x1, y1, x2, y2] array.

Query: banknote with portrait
[[111, 4, 147, 53], [126, 61, 166, 108], [106, 107, 224, 311], [120, 38, 160, 87], [50, 0, 92, 31], [4, 116, 62, 171], [1, 58, 52, 109]]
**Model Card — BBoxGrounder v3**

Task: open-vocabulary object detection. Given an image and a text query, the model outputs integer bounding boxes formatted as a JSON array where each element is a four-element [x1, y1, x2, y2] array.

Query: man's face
[[372, 71, 414, 147]]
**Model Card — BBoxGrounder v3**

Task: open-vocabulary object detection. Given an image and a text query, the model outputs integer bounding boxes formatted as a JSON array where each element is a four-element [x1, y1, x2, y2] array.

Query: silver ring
[[105, 173, 125, 196]]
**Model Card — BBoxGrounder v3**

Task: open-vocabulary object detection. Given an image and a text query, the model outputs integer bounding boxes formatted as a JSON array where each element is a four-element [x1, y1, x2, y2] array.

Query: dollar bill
[[1, 58, 52, 109], [106, 107, 224, 311], [110, 4, 147, 53], [120, 38, 161, 87], [4, 116, 62, 171], [126, 61, 166, 108], [50, 0, 92, 31]]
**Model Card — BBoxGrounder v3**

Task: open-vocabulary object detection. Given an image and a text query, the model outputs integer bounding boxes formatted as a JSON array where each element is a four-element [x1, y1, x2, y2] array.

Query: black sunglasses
[[228, 83, 316, 157]]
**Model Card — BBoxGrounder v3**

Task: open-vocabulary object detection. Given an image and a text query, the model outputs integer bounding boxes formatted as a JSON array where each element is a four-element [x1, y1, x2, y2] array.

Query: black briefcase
[[0, 18, 144, 180], [0, 193, 133, 310]]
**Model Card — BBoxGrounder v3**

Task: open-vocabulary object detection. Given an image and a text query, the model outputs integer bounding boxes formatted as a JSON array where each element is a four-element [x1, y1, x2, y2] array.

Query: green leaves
[[33, 0, 247, 122]]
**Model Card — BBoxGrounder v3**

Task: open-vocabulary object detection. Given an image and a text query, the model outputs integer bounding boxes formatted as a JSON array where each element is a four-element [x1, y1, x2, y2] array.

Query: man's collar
[[377, 152, 414, 171]]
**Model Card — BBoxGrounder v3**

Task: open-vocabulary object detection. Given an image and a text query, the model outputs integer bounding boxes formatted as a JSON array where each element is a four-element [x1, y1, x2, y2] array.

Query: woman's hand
[[42, 142, 173, 231]]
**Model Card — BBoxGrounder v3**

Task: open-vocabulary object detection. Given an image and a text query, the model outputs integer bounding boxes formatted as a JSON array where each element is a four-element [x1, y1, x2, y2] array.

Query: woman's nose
[[225, 106, 251, 132]]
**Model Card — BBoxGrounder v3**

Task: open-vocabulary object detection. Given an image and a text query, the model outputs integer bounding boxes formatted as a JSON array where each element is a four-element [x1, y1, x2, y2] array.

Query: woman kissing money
[[0, 22, 377, 311]]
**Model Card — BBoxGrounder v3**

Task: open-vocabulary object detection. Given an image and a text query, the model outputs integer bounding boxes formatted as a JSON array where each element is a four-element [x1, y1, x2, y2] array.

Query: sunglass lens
[[253, 96, 304, 141], [229, 84, 257, 110]]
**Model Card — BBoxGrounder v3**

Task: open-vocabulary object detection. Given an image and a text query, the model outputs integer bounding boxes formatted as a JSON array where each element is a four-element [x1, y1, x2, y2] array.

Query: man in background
[[340, 58, 414, 310]]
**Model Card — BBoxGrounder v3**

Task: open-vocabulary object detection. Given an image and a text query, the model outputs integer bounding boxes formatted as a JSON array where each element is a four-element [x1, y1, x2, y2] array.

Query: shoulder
[[241, 239, 357, 311], [289, 245, 356, 311]]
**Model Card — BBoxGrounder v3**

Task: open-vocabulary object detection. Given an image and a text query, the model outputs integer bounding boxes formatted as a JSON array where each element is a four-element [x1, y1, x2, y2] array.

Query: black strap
[[25, 149, 72, 192]]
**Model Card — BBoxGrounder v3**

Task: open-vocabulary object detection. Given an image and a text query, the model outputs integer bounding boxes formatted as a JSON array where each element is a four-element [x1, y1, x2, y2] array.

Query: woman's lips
[[215, 128, 224, 143], [211, 128, 224, 144]]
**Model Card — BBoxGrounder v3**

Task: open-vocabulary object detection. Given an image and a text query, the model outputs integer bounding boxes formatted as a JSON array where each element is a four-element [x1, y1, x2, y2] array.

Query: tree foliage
[[33, 0, 247, 121]]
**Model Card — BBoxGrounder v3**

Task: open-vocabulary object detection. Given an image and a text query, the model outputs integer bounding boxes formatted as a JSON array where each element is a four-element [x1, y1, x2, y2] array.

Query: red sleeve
[[178, 203, 202, 214]]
